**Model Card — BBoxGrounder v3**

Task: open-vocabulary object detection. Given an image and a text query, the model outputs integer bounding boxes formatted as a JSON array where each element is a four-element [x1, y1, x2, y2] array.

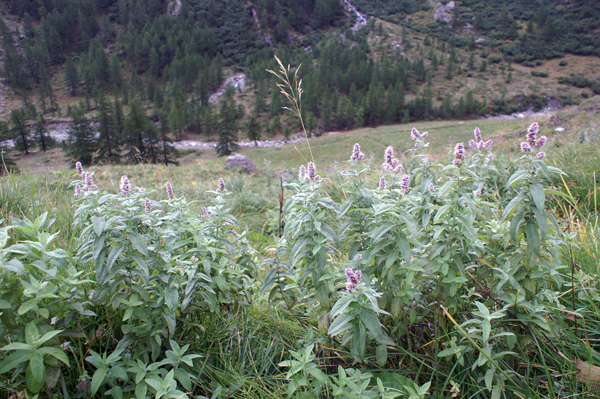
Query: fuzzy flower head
[[74, 184, 82, 198], [527, 122, 539, 146], [379, 176, 386, 190], [474, 127, 482, 143], [469, 127, 493, 151], [217, 178, 227, 193], [520, 142, 532, 152], [166, 182, 174, 198], [400, 174, 410, 194], [120, 175, 131, 195], [534, 136, 547, 149], [453, 143, 465, 166], [305, 162, 320, 181], [83, 172, 98, 190], [75, 162, 84, 176], [382, 146, 402, 172], [298, 165, 306, 180], [345, 268, 362, 291], [144, 198, 152, 213], [410, 127, 428, 141], [350, 143, 365, 163]]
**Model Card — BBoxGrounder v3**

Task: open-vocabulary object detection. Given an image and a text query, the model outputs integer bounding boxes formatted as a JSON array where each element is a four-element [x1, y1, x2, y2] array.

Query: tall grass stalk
[[267, 55, 314, 164]]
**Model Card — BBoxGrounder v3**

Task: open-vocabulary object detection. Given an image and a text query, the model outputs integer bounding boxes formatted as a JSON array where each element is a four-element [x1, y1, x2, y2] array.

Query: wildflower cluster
[[469, 127, 494, 152], [345, 268, 362, 292], [350, 143, 365, 163], [217, 178, 227, 193], [299, 162, 320, 181], [120, 175, 131, 195], [521, 122, 548, 158], [400, 174, 411, 194], [381, 146, 402, 173], [410, 127, 428, 141], [453, 143, 466, 166]]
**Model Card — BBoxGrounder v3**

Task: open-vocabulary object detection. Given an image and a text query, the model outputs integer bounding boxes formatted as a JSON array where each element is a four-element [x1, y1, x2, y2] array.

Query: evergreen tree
[[64, 55, 79, 96], [124, 99, 150, 163], [10, 109, 31, 155], [66, 104, 96, 165], [158, 110, 178, 166], [216, 96, 239, 156], [96, 95, 119, 164], [34, 113, 52, 152], [246, 113, 261, 146]]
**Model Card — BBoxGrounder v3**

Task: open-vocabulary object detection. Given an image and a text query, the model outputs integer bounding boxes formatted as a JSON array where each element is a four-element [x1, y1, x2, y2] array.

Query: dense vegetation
[[2, 116, 600, 397]]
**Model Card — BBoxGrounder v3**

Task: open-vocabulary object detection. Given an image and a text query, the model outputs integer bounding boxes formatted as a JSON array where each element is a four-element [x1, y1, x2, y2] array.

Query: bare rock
[[225, 153, 257, 173]]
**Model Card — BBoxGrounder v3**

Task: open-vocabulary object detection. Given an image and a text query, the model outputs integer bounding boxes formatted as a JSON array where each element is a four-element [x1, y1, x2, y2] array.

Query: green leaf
[[92, 215, 106, 237], [509, 207, 526, 242], [530, 183, 545, 212], [0, 350, 30, 373], [485, 367, 495, 391], [359, 307, 383, 340], [129, 233, 148, 256], [376, 344, 387, 367], [330, 295, 354, 318], [525, 222, 541, 255], [2, 342, 33, 351], [165, 287, 179, 312], [328, 312, 355, 337], [25, 322, 40, 344], [91, 366, 108, 395], [26, 352, 45, 393], [38, 347, 69, 366], [38, 329, 64, 346], [503, 193, 525, 219]]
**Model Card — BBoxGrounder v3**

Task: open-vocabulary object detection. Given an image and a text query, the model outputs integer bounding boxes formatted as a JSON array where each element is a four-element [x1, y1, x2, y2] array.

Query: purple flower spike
[[527, 122, 539, 146], [217, 178, 227, 193], [411, 128, 419, 141], [120, 175, 131, 195], [400, 174, 410, 193], [306, 162, 319, 181], [474, 127, 482, 143], [350, 143, 365, 163], [453, 143, 465, 166], [535, 136, 547, 149], [299, 165, 306, 180]]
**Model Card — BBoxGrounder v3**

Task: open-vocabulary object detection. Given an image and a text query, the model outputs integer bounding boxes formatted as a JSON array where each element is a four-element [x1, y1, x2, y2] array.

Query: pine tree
[[64, 55, 79, 96], [123, 99, 150, 163], [10, 109, 30, 155], [158, 110, 178, 166], [34, 113, 52, 152], [216, 97, 239, 156], [246, 113, 261, 146], [96, 95, 119, 164], [66, 104, 96, 165]]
